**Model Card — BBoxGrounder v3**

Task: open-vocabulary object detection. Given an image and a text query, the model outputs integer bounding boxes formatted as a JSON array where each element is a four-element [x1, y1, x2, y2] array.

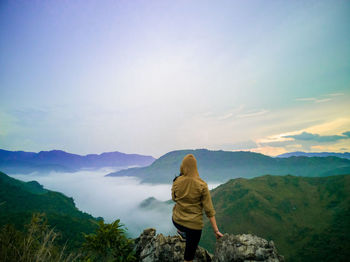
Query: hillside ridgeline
[[277, 151, 350, 159], [200, 174, 350, 262], [107, 149, 350, 183], [0, 149, 155, 174], [0, 171, 99, 251]]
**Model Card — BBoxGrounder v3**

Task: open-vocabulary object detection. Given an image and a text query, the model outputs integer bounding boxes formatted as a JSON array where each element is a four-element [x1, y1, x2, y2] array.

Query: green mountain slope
[[200, 174, 350, 262], [107, 149, 350, 183], [0, 171, 99, 251]]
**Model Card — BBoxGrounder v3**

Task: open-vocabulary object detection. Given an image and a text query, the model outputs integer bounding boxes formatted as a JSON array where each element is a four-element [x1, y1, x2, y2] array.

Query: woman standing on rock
[[172, 154, 223, 262]]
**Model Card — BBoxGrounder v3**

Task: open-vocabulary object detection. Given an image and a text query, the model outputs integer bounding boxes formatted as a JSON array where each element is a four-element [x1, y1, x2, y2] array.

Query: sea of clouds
[[9, 168, 220, 237]]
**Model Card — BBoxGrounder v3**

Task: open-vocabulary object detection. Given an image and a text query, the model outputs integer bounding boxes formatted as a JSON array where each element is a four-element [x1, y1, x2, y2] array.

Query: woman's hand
[[214, 230, 223, 239], [209, 216, 223, 239]]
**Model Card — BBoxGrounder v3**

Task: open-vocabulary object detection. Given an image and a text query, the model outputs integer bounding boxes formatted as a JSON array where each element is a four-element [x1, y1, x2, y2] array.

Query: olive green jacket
[[171, 154, 216, 230]]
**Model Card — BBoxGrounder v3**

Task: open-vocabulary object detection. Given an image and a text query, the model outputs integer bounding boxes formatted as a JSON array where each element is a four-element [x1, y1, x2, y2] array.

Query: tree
[[82, 219, 135, 262]]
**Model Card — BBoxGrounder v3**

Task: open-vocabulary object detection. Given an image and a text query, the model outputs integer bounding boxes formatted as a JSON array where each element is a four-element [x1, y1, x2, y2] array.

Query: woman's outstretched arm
[[209, 216, 223, 239]]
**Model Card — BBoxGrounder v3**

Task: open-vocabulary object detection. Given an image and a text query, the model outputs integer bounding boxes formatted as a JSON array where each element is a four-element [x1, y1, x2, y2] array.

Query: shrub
[[82, 219, 135, 262], [0, 213, 79, 262]]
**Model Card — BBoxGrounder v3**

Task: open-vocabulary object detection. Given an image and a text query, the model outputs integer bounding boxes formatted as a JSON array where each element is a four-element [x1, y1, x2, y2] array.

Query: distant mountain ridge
[[277, 151, 350, 159], [0, 149, 155, 174], [106, 149, 350, 183]]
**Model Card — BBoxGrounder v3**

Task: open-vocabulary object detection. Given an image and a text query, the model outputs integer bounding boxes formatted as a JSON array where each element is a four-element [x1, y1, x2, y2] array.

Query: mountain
[[106, 149, 350, 183], [139, 197, 173, 214], [277, 151, 350, 159], [199, 174, 350, 262], [0, 171, 99, 250], [0, 149, 155, 174]]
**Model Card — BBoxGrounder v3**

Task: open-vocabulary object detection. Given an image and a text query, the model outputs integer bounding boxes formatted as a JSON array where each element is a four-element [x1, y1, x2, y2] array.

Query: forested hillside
[[0, 171, 99, 251], [200, 174, 350, 262]]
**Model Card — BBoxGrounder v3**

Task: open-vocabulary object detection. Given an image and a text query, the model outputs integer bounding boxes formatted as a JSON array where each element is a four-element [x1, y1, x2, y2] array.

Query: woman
[[172, 154, 223, 262]]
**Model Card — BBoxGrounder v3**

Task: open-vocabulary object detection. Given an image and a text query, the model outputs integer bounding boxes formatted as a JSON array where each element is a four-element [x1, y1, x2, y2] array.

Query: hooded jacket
[[171, 154, 216, 230]]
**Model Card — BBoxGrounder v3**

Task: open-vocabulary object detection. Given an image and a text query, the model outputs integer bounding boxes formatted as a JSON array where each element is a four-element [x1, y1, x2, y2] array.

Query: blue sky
[[1, 0, 350, 157]]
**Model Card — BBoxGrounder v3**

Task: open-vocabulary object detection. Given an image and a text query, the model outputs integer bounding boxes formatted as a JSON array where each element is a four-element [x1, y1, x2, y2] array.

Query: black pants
[[172, 218, 202, 261]]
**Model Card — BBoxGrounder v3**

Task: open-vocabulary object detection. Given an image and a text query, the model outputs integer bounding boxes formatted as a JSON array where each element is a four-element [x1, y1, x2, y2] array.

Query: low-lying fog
[[9, 168, 220, 238]]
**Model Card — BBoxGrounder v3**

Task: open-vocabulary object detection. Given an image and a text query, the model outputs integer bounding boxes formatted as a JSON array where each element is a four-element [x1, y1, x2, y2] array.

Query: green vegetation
[[200, 174, 350, 262], [82, 219, 136, 262], [0, 171, 137, 261], [0, 171, 98, 251], [2, 168, 349, 261], [107, 149, 350, 183], [0, 213, 135, 262], [0, 213, 80, 262]]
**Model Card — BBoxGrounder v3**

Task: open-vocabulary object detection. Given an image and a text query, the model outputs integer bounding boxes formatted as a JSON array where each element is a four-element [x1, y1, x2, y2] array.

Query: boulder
[[134, 229, 284, 262], [213, 234, 284, 262], [134, 228, 212, 262]]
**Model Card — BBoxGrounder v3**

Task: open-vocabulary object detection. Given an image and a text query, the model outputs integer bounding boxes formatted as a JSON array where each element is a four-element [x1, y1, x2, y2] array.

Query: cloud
[[284, 131, 350, 142], [295, 97, 331, 103], [199, 106, 269, 121], [9, 107, 50, 124], [259, 140, 295, 147], [216, 140, 258, 151], [207, 106, 268, 121], [8, 168, 218, 238], [343, 131, 350, 137], [214, 105, 245, 120], [217, 112, 234, 120], [295, 92, 344, 104], [250, 146, 287, 156], [9, 168, 174, 237], [314, 98, 332, 103], [295, 97, 317, 102], [236, 109, 269, 119], [326, 93, 344, 97]]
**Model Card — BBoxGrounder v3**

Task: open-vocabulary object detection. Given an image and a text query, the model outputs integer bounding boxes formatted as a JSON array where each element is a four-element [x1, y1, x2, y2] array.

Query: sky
[[1, 0, 350, 158]]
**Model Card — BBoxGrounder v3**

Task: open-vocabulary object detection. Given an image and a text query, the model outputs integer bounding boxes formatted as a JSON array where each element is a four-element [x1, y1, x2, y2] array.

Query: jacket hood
[[180, 154, 199, 177]]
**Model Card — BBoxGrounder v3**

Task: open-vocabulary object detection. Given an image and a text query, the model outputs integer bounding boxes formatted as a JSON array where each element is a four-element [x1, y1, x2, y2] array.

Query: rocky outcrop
[[134, 228, 284, 262], [134, 228, 212, 262], [213, 234, 284, 262]]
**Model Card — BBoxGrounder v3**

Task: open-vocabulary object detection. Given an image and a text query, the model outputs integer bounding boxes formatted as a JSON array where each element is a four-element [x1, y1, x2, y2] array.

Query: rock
[[134, 229, 284, 262], [133, 228, 213, 262], [213, 234, 284, 262]]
